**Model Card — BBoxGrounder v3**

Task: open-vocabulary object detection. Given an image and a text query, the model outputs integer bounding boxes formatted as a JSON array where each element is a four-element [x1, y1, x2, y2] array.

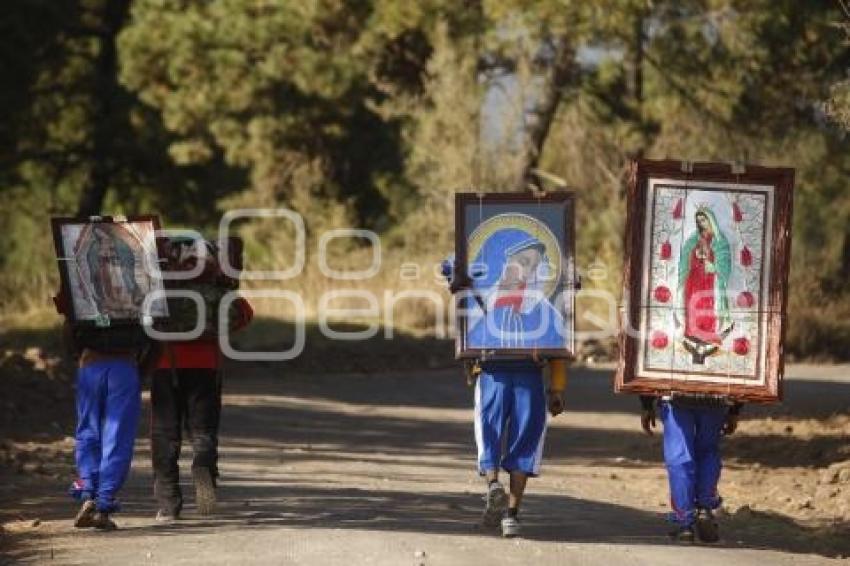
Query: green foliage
[[118, 0, 413, 227], [0, 0, 245, 307], [385, 21, 484, 253], [1, 0, 849, 357]]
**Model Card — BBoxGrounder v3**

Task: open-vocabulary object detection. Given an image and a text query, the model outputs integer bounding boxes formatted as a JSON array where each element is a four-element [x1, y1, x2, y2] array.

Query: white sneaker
[[482, 482, 508, 527], [501, 515, 521, 538]]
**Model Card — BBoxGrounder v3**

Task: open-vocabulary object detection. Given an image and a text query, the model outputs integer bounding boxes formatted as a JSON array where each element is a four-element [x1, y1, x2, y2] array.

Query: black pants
[[150, 368, 221, 514]]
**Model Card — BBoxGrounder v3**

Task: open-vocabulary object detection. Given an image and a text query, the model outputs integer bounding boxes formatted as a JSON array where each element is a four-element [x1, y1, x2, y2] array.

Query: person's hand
[[548, 390, 565, 416], [448, 272, 473, 295], [641, 409, 657, 436], [723, 414, 739, 435], [705, 261, 716, 273]]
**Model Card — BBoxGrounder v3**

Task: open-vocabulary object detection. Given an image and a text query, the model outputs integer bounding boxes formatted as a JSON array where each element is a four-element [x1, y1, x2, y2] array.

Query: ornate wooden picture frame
[[615, 160, 795, 403]]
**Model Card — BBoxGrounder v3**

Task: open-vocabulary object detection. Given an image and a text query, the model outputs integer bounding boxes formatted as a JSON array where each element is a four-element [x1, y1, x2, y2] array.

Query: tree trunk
[[841, 221, 850, 279], [627, 11, 646, 157], [518, 35, 576, 189], [618, 9, 648, 200], [75, 0, 131, 217]]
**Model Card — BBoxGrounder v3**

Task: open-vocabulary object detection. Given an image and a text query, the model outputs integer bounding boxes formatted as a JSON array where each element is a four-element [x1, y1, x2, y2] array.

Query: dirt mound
[[0, 348, 75, 480], [722, 415, 850, 531]]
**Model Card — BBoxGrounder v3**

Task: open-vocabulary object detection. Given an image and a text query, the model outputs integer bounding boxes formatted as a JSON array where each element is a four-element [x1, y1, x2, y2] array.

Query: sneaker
[[695, 508, 720, 543], [193, 467, 217, 516], [155, 509, 180, 523], [481, 481, 508, 527], [92, 512, 118, 531], [669, 525, 695, 543], [73, 500, 97, 528], [501, 515, 521, 538]]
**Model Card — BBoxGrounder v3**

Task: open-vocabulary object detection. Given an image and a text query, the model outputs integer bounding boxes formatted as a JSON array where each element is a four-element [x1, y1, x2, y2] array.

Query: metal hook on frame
[[527, 182, 547, 198], [730, 161, 746, 176]]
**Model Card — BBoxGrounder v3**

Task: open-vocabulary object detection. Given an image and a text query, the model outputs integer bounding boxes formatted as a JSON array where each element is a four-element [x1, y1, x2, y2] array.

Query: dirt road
[[2, 364, 849, 565]]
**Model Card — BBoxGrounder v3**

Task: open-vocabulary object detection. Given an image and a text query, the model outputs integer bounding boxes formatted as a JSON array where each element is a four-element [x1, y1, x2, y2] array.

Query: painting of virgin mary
[[84, 224, 145, 312], [678, 206, 734, 362], [618, 159, 793, 402], [455, 193, 575, 359], [466, 230, 565, 349], [53, 216, 168, 323]]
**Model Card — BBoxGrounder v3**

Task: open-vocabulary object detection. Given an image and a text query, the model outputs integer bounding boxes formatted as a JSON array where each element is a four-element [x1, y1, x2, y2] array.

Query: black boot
[[153, 470, 183, 520], [92, 512, 117, 531], [695, 508, 720, 543]]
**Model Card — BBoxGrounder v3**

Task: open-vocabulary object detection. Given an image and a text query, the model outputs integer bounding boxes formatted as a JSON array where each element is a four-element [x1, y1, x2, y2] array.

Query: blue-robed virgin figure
[[466, 226, 566, 350]]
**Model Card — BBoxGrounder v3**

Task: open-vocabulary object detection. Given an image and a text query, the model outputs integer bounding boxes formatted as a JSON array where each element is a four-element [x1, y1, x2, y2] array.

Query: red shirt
[[156, 297, 253, 370], [157, 339, 220, 369]]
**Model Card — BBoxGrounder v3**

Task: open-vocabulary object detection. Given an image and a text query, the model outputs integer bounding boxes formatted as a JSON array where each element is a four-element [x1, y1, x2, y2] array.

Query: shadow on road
[[2, 351, 849, 562]]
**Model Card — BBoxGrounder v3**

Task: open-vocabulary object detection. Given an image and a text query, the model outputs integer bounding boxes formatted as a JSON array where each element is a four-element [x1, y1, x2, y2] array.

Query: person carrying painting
[[54, 289, 158, 531], [442, 257, 568, 538], [150, 236, 252, 521], [640, 393, 742, 543]]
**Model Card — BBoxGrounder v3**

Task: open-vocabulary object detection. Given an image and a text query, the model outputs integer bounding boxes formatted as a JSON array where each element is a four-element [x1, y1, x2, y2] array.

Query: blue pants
[[661, 401, 727, 526], [474, 367, 547, 476], [73, 360, 141, 513]]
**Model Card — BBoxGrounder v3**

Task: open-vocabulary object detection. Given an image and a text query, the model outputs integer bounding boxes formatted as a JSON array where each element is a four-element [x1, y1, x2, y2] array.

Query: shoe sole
[[482, 489, 508, 527], [193, 467, 217, 516]]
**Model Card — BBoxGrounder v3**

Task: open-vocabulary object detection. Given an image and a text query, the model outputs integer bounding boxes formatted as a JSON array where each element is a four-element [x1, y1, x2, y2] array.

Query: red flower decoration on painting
[[736, 291, 755, 308], [672, 198, 683, 219], [733, 337, 750, 356], [733, 201, 744, 222], [740, 246, 753, 267], [660, 240, 672, 260], [651, 330, 669, 349], [654, 285, 671, 303]]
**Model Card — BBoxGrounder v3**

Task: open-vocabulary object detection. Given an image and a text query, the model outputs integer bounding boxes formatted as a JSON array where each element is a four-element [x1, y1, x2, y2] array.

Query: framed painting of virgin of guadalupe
[[615, 160, 795, 403], [454, 192, 577, 360], [51, 215, 169, 327]]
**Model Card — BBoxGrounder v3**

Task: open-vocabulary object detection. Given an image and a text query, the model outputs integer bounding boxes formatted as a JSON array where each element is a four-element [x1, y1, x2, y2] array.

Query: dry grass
[[239, 246, 452, 337], [4, 240, 849, 363]]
